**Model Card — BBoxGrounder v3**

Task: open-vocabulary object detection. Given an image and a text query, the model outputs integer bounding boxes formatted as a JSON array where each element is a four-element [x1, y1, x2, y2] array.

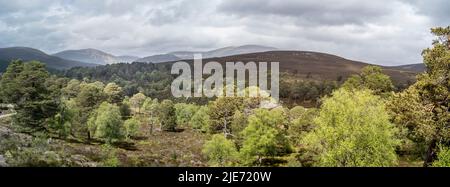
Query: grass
[[52, 127, 210, 167]]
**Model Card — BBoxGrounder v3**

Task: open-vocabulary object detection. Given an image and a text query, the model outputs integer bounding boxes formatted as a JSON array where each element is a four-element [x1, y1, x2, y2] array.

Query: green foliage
[[190, 106, 211, 133], [124, 117, 140, 139], [303, 89, 399, 166], [142, 98, 160, 133], [90, 102, 125, 143], [279, 80, 338, 106], [158, 100, 176, 131], [174, 103, 199, 127], [387, 86, 432, 155], [4, 135, 65, 167], [62, 79, 81, 98], [130, 92, 147, 114], [230, 110, 247, 146], [100, 144, 120, 167], [0, 60, 58, 129], [342, 65, 394, 96], [119, 101, 132, 120], [432, 145, 450, 167], [240, 108, 291, 166], [64, 62, 173, 99], [48, 99, 73, 138], [388, 26, 450, 166], [288, 106, 318, 147], [202, 134, 238, 166], [103, 83, 124, 104], [208, 97, 244, 134], [70, 81, 106, 139]]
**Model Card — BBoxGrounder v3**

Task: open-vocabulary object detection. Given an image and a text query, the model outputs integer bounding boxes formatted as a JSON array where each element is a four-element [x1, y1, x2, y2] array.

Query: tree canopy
[[303, 89, 399, 167]]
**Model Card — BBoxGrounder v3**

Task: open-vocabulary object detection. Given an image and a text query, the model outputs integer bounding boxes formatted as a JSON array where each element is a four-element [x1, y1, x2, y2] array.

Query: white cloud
[[0, 0, 447, 65]]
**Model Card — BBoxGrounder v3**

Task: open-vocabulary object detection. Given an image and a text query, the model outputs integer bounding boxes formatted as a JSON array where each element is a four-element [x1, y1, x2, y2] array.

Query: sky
[[0, 0, 448, 65]]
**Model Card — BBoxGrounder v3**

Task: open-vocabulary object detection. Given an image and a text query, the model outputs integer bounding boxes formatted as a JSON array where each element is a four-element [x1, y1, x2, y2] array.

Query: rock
[[0, 126, 12, 139], [0, 155, 8, 167], [0, 125, 32, 146], [68, 154, 97, 167]]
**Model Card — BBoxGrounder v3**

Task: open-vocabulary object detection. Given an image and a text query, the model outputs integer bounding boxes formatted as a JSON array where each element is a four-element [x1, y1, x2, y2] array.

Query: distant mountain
[[0, 47, 97, 72], [53, 48, 121, 65], [116, 55, 140, 63], [53, 49, 140, 65], [391, 63, 426, 72], [169, 45, 278, 59], [53, 45, 277, 64], [169, 51, 202, 60], [135, 54, 181, 63]]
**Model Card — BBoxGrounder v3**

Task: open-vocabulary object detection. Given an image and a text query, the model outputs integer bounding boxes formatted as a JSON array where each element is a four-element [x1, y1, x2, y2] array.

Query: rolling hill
[[53, 49, 140, 65], [0, 47, 97, 72], [161, 51, 421, 86], [390, 63, 426, 72]]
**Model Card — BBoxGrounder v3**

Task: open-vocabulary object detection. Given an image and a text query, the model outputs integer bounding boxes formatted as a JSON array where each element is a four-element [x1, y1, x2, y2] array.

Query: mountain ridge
[[169, 45, 279, 59], [0, 47, 97, 72], [53, 48, 139, 65]]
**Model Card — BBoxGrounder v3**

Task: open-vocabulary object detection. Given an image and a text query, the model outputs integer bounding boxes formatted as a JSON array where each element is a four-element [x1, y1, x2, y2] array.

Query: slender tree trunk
[[423, 139, 437, 167], [87, 131, 91, 141], [150, 123, 153, 134]]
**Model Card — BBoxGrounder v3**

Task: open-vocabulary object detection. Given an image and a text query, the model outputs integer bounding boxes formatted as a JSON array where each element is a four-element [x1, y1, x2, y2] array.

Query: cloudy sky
[[0, 0, 448, 65]]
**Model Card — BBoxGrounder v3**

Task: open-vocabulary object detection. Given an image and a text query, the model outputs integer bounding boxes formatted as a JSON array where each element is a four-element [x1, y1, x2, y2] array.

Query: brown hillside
[[163, 51, 419, 86]]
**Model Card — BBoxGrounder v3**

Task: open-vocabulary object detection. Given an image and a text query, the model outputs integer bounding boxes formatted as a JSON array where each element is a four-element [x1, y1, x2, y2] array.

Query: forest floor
[[0, 115, 210, 167], [52, 127, 211, 167], [0, 115, 423, 167]]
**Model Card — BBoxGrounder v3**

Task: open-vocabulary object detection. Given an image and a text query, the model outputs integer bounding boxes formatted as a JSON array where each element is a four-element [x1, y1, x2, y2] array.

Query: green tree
[[230, 110, 247, 146], [388, 26, 450, 166], [303, 89, 399, 167], [190, 106, 211, 133], [158, 100, 176, 131], [119, 100, 132, 120], [288, 106, 318, 147], [104, 83, 124, 104], [240, 108, 291, 166], [124, 117, 140, 140], [48, 99, 73, 138], [208, 97, 244, 135], [89, 102, 125, 143], [342, 65, 394, 95], [0, 60, 58, 129], [130, 93, 146, 114], [62, 79, 81, 98], [174, 103, 199, 127], [202, 134, 238, 166], [72, 82, 106, 139], [143, 98, 159, 133]]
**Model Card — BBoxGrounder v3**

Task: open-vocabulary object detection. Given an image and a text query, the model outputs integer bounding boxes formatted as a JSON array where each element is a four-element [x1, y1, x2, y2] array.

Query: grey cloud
[[218, 0, 394, 26], [402, 0, 450, 24], [0, 0, 447, 65]]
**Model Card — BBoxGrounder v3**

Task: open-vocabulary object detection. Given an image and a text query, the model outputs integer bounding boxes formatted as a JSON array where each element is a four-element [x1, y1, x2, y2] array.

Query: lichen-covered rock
[[68, 154, 98, 167]]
